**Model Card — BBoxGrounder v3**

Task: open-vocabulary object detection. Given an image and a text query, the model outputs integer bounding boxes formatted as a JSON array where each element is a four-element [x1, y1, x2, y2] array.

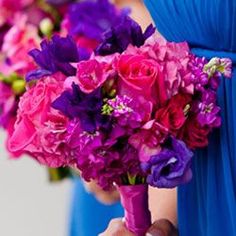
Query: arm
[[114, 0, 153, 29], [149, 187, 177, 226]]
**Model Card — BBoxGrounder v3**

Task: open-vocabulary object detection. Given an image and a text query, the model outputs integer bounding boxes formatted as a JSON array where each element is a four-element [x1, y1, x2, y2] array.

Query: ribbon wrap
[[118, 184, 151, 236]]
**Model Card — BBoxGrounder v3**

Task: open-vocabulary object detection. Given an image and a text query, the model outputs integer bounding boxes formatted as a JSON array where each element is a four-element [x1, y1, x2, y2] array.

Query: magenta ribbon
[[118, 184, 152, 236]]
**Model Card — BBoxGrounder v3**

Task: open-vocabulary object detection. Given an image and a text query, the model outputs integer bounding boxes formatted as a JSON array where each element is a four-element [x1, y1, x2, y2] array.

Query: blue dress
[[144, 1, 236, 235], [69, 178, 123, 236]]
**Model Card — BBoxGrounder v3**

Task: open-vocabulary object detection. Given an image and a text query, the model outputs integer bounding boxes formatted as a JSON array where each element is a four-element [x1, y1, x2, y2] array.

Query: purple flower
[[121, 145, 143, 177], [67, 0, 129, 41], [188, 56, 232, 92], [188, 55, 209, 91], [197, 90, 221, 127], [104, 95, 143, 129], [66, 119, 104, 157], [52, 83, 110, 133], [77, 148, 123, 189], [96, 16, 155, 56], [26, 35, 79, 81], [76, 144, 141, 190], [142, 137, 193, 188]]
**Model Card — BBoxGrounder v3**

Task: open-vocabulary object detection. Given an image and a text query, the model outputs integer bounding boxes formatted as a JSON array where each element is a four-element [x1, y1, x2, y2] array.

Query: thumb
[[146, 219, 178, 236]]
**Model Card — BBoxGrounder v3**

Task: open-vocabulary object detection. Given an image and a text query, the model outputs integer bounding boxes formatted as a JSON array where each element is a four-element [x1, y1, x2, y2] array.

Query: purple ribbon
[[118, 184, 152, 236]]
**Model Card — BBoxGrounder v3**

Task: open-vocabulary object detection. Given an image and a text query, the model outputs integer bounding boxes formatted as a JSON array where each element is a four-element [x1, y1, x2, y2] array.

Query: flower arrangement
[[7, 11, 232, 234], [0, 0, 232, 234]]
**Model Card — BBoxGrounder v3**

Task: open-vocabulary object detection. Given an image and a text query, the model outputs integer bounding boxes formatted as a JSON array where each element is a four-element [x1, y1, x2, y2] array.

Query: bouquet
[[8, 12, 232, 236]]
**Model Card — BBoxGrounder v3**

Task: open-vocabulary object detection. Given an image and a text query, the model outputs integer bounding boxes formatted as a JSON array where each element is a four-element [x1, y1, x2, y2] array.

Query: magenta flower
[[66, 119, 103, 157], [197, 90, 221, 128], [66, 59, 110, 94], [129, 120, 169, 162], [77, 144, 141, 190], [106, 95, 144, 129], [187, 55, 209, 91]]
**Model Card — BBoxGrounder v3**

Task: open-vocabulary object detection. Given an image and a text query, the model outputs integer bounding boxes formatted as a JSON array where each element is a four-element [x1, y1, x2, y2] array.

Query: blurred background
[[0, 130, 71, 236]]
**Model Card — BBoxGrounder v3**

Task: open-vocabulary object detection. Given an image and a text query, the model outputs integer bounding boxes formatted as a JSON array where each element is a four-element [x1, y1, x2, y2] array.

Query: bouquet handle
[[118, 184, 152, 236]]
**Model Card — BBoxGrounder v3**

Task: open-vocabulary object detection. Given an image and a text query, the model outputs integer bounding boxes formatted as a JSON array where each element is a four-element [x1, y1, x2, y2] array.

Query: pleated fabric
[[144, 1, 236, 235]]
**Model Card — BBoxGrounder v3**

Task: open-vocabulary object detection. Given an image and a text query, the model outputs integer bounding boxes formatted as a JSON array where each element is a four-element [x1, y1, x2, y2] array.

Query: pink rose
[[8, 75, 70, 167], [65, 59, 111, 93], [117, 54, 167, 106], [131, 35, 194, 97]]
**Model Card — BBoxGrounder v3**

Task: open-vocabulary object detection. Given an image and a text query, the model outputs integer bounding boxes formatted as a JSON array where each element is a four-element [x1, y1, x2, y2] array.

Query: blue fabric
[[69, 178, 123, 236], [144, 1, 236, 235]]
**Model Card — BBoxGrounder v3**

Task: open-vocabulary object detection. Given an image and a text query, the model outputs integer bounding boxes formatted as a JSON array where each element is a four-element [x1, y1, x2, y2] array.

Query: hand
[[146, 219, 178, 236], [99, 218, 178, 236], [98, 218, 135, 236], [83, 180, 120, 205]]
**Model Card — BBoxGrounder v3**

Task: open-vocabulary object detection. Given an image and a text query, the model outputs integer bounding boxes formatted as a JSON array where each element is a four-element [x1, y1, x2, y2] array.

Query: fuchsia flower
[[66, 119, 103, 158], [197, 90, 221, 128], [105, 95, 152, 129], [8, 75, 70, 167], [66, 119, 142, 190], [0, 16, 39, 76], [76, 144, 142, 190], [129, 120, 168, 162], [66, 59, 110, 94]]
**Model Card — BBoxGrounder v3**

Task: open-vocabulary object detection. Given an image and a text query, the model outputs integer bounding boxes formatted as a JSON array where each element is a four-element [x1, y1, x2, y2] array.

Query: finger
[[98, 218, 123, 236], [146, 219, 178, 236], [99, 218, 135, 236]]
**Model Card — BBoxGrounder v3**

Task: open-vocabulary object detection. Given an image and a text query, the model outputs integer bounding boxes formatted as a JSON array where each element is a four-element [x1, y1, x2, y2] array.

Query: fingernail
[[146, 229, 163, 236]]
